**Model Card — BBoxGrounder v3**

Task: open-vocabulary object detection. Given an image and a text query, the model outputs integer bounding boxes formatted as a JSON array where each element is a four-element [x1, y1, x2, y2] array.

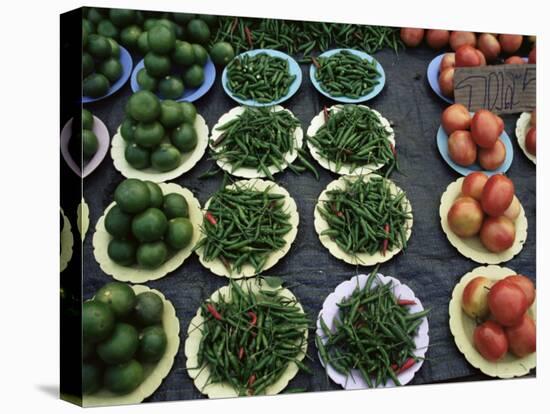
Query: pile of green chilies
[[211, 107, 299, 177], [196, 281, 310, 396], [316, 269, 429, 387], [308, 105, 396, 174], [197, 184, 293, 274], [226, 53, 296, 103], [212, 18, 402, 61], [317, 176, 411, 256], [314, 50, 381, 98]]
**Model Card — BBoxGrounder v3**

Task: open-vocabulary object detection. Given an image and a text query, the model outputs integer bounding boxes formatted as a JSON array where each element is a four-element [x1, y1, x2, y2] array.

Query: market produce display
[[440, 173, 528, 264], [82, 283, 180, 406], [314, 175, 412, 266], [83, 7, 144, 51], [209, 106, 314, 179], [93, 180, 201, 282], [185, 279, 310, 397], [307, 105, 395, 175], [196, 179, 298, 278], [316, 270, 429, 388], [449, 265, 536, 378], [311, 49, 383, 100]]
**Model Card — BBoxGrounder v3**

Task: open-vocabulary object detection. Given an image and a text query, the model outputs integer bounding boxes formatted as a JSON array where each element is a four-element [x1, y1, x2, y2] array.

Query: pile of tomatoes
[[442, 104, 506, 170], [462, 274, 536, 361], [448, 173, 520, 253]]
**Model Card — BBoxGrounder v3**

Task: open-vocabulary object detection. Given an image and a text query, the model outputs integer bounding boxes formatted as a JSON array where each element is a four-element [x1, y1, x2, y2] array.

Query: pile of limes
[[82, 109, 98, 160], [83, 282, 168, 395], [122, 91, 199, 172], [105, 179, 194, 269], [83, 7, 144, 52]]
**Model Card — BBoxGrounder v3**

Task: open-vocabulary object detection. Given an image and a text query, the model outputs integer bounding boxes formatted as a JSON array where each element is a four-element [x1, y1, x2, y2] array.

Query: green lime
[[83, 362, 102, 395], [187, 19, 211, 44], [87, 34, 112, 59], [159, 100, 185, 129], [109, 8, 136, 27], [199, 14, 218, 27], [97, 20, 119, 39], [83, 300, 115, 343], [107, 238, 137, 266], [138, 325, 167, 363], [136, 68, 157, 92], [172, 12, 195, 25], [148, 24, 176, 55], [155, 19, 177, 35], [136, 241, 168, 269], [119, 25, 142, 50], [134, 121, 165, 148], [131, 208, 168, 242], [105, 205, 133, 239], [163, 193, 189, 219], [171, 123, 197, 153], [143, 18, 158, 31], [125, 144, 150, 170], [95, 282, 136, 318], [191, 44, 208, 65], [183, 64, 204, 88], [127, 91, 161, 123], [97, 323, 139, 364], [165, 217, 193, 249], [210, 41, 235, 66], [86, 7, 104, 24], [120, 117, 137, 142], [82, 18, 95, 37], [99, 58, 123, 83], [151, 144, 182, 172], [82, 129, 98, 159], [137, 31, 149, 55], [107, 38, 121, 58], [83, 340, 95, 360], [158, 76, 184, 100], [114, 178, 151, 214], [144, 181, 163, 208], [83, 25, 89, 47], [104, 359, 143, 394], [143, 52, 171, 78], [83, 52, 95, 77], [82, 109, 94, 130], [83, 73, 110, 98], [172, 40, 195, 66], [179, 102, 197, 124], [134, 291, 164, 326]]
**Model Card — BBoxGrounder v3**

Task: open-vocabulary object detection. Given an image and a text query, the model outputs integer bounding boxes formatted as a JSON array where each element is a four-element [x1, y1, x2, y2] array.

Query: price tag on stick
[[454, 64, 536, 115]]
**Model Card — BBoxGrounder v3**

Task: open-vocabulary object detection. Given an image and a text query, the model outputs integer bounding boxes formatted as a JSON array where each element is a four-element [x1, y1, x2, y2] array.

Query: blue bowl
[[130, 58, 216, 102], [309, 48, 386, 103], [221, 49, 302, 107], [82, 46, 133, 103], [436, 125, 514, 176], [427, 53, 454, 104]]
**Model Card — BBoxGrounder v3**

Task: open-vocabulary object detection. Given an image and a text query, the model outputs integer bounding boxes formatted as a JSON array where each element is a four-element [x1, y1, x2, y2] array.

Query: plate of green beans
[[315, 271, 429, 389], [314, 174, 413, 266], [209, 106, 303, 178], [222, 49, 302, 107], [307, 104, 396, 176], [195, 179, 299, 278], [185, 278, 310, 398], [310, 49, 385, 103]]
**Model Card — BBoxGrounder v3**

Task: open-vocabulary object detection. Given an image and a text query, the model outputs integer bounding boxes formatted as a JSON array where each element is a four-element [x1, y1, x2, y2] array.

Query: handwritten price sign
[[454, 64, 536, 114]]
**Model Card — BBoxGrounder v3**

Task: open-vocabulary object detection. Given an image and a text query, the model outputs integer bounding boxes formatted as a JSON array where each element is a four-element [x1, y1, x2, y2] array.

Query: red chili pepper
[[219, 255, 231, 270], [248, 374, 256, 387], [238, 347, 245, 360], [397, 299, 417, 306], [248, 311, 257, 326], [206, 303, 222, 321], [230, 17, 238, 35], [312, 56, 321, 69], [382, 223, 390, 256], [244, 26, 253, 48], [205, 211, 217, 225], [330, 202, 344, 218], [390, 143, 396, 157], [396, 358, 416, 374], [323, 105, 329, 122], [354, 31, 363, 40]]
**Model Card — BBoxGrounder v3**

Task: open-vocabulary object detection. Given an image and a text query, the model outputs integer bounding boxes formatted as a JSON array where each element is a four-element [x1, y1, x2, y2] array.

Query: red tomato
[[440, 53, 455, 72], [448, 130, 477, 166], [478, 139, 506, 171], [439, 67, 455, 98], [471, 109, 501, 149], [525, 127, 536, 156], [462, 172, 488, 201], [447, 196, 484, 237], [442, 103, 471, 134], [481, 174, 515, 217], [426, 29, 450, 50], [528, 47, 536, 64], [505, 314, 536, 357], [462, 276, 493, 319], [505, 275, 535, 306], [498, 34, 523, 54], [480, 216, 516, 253], [400, 28, 425, 47], [456, 45, 481, 67], [450, 31, 476, 51], [505, 56, 526, 65], [477, 33, 501, 62], [488, 280, 528, 327], [473, 320, 508, 361]]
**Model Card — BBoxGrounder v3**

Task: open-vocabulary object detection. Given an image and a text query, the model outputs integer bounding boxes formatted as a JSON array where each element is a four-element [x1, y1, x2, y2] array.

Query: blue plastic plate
[[309, 48, 386, 103], [221, 49, 302, 107], [82, 46, 133, 103], [427, 53, 454, 104], [130, 58, 216, 102], [436, 125, 514, 176]]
